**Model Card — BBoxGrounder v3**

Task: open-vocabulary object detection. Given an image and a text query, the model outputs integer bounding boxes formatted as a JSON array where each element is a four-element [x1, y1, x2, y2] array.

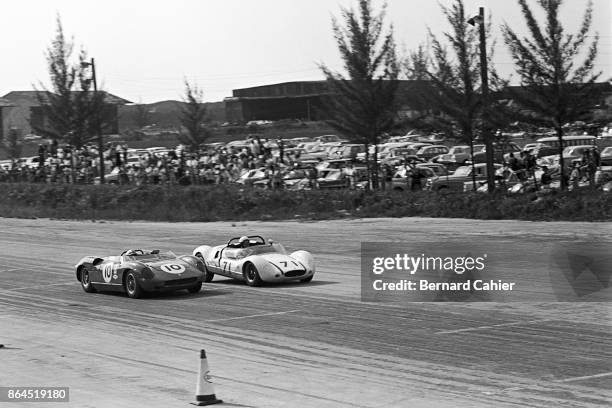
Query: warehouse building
[[224, 80, 433, 123]]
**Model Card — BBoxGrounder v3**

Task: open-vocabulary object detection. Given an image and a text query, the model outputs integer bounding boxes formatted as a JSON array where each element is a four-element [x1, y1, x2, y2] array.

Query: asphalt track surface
[[0, 217, 610, 408]]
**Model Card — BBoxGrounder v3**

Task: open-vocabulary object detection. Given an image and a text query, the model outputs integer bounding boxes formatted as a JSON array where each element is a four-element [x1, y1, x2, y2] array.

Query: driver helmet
[[238, 236, 250, 247]]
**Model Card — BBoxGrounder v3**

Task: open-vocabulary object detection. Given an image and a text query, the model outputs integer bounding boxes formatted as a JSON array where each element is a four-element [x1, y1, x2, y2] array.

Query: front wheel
[[188, 282, 202, 294], [196, 253, 214, 283], [80, 267, 96, 293], [124, 271, 144, 299], [243, 263, 262, 287], [300, 275, 314, 283]]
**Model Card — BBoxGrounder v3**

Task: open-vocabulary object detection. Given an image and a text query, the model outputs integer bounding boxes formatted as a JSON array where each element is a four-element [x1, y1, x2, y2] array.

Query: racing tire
[[300, 275, 314, 283], [196, 253, 214, 283], [80, 267, 97, 293], [243, 263, 262, 287], [188, 282, 202, 294], [124, 271, 144, 299]]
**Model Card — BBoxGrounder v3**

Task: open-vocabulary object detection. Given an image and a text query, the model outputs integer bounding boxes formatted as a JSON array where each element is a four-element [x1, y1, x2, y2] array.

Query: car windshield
[[284, 170, 307, 179], [236, 243, 287, 257], [325, 171, 343, 180], [453, 166, 472, 177], [563, 146, 588, 156], [421, 165, 447, 176], [124, 250, 176, 261], [449, 147, 467, 154]]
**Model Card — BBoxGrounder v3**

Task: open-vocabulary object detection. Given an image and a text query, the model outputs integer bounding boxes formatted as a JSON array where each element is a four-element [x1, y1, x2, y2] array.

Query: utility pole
[[82, 57, 105, 183], [469, 7, 496, 193]]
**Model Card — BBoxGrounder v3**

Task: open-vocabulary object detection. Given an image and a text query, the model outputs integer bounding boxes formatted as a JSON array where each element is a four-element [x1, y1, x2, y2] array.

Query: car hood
[[259, 253, 305, 272], [139, 259, 198, 275]]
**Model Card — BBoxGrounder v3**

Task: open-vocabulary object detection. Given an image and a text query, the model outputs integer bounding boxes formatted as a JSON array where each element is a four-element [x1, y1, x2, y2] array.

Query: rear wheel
[[124, 271, 143, 299], [196, 253, 214, 283], [80, 267, 96, 293], [188, 282, 202, 294], [243, 263, 262, 287]]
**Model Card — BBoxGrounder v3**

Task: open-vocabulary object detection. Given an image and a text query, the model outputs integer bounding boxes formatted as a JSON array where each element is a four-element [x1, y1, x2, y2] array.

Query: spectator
[[308, 165, 318, 189], [569, 163, 581, 190], [343, 162, 356, 188], [540, 166, 552, 187]]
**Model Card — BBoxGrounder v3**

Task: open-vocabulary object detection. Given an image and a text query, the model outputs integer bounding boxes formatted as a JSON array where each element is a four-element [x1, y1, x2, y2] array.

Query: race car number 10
[[102, 263, 115, 283], [160, 264, 185, 274]]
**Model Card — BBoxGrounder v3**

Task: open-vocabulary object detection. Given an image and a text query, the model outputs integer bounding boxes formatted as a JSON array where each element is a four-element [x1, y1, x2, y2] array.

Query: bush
[[0, 183, 609, 222]]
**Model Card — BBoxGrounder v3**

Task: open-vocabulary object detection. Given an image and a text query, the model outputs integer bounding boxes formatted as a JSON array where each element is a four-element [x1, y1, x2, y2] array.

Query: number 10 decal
[[102, 263, 115, 283], [161, 264, 185, 274]]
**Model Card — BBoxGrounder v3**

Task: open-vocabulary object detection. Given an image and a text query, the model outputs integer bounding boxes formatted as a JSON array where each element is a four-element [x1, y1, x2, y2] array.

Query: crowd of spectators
[[0, 135, 606, 192], [0, 137, 303, 186]]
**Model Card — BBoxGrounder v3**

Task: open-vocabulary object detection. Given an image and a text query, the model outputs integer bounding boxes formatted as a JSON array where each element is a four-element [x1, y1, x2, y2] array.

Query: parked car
[[426, 163, 502, 192], [600, 146, 612, 166], [314, 135, 341, 144], [0, 159, 13, 170], [416, 145, 449, 161], [434, 145, 483, 167], [471, 142, 521, 164], [380, 147, 418, 166], [530, 144, 558, 158], [416, 133, 446, 144], [317, 167, 367, 189], [235, 168, 267, 186], [417, 162, 449, 177], [328, 144, 365, 160], [284, 137, 313, 148], [23, 134, 43, 142], [94, 166, 123, 184], [390, 165, 437, 191], [539, 145, 597, 170]]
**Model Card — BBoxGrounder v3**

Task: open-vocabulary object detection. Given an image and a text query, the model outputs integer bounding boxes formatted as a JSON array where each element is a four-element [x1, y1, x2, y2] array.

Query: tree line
[[1, 0, 606, 190], [320, 0, 605, 190]]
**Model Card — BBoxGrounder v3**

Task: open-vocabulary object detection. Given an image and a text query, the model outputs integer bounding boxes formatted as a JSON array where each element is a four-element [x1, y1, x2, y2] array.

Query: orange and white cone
[[191, 349, 223, 406]]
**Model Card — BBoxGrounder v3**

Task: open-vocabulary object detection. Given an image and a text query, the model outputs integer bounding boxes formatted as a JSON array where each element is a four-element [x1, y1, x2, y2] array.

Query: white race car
[[192, 235, 315, 286]]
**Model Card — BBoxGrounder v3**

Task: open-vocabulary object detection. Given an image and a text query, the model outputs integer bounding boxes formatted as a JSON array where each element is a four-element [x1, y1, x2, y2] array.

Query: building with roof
[[224, 81, 330, 123], [1, 90, 131, 140], [224, 79, 612, 126], [224, 80, 437, 123]]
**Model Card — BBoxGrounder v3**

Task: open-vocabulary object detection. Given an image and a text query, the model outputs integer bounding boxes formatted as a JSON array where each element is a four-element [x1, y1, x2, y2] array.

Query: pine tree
[[320, 0, 399, 189], [34, 16, 109, 149], [178, 80, 210, 151], [404, 44, 430, 81], [406, 0, 503, 190], [502, 0, 601, 189], [34, 16, 76, 142]]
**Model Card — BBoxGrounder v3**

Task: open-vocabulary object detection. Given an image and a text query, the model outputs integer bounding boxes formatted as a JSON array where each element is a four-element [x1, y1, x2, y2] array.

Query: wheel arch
[[122, 268, 134, 288], [76, 265, 85, 282]]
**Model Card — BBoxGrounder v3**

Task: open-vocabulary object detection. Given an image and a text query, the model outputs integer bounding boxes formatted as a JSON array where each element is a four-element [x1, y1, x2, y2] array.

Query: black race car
[[75, 249, 206, 298]]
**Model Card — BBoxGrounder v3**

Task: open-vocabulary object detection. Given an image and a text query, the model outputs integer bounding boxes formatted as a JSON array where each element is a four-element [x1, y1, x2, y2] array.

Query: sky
[[1, 0, 610, 104]]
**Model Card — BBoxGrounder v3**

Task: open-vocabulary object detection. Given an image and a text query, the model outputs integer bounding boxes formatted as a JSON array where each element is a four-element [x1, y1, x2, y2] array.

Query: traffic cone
[[191, 349, 223, 406]]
